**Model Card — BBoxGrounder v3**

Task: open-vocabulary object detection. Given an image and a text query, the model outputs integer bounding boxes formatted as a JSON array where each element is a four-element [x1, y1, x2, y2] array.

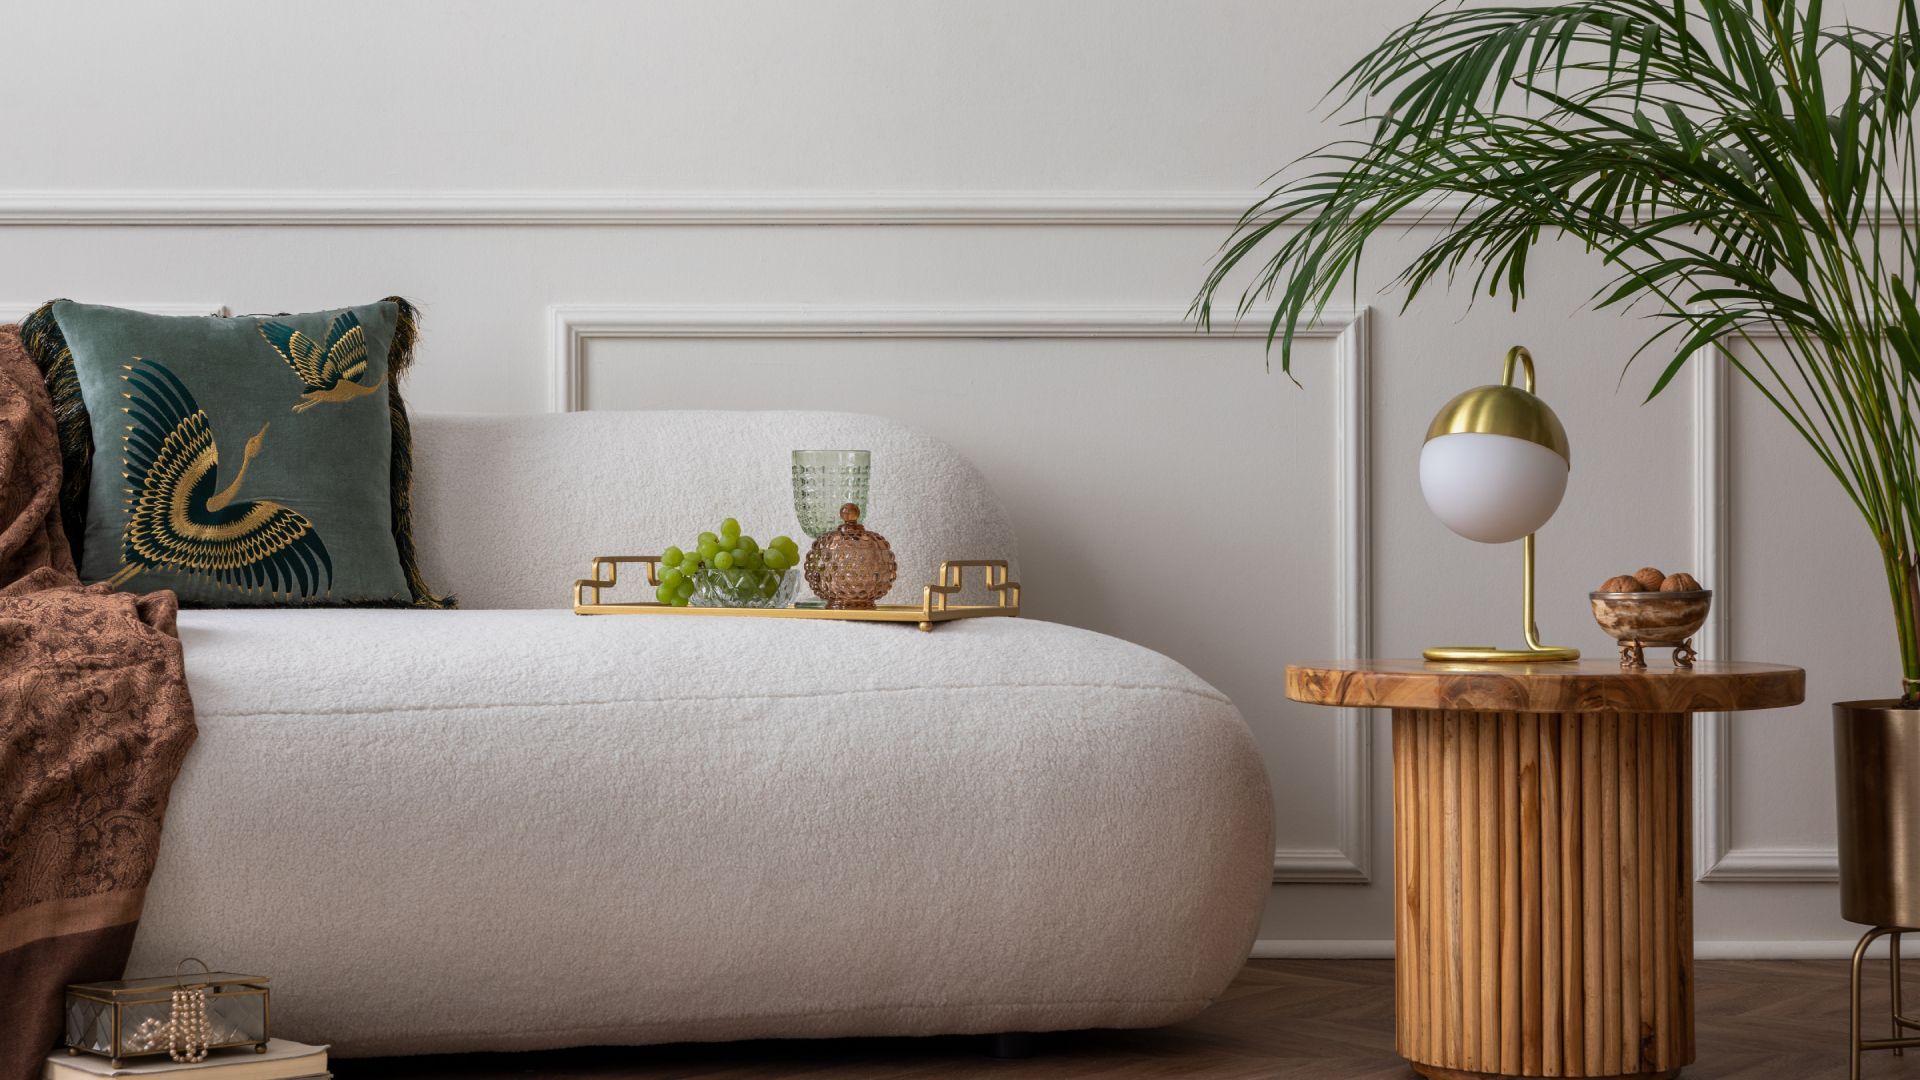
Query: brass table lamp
[[1419, 346, 1579, 662]]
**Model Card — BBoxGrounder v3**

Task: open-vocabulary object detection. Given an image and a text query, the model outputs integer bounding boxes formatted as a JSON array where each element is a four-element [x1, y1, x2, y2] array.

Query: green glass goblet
[[792, 450, 871, 539]]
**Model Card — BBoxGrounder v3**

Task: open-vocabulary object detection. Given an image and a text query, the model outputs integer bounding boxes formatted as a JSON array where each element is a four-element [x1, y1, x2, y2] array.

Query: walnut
[[1660, 572, 1702, 592], [1601, 574, 1648, 593], [1632, 567, 1666, 590]]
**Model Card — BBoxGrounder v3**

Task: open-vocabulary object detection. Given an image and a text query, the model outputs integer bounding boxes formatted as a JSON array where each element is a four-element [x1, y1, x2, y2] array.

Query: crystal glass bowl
[[691, 566, 800, 609]]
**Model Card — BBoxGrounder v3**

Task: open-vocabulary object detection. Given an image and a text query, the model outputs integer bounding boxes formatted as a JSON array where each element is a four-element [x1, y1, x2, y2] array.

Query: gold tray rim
[[573, 556, 1019, 631]]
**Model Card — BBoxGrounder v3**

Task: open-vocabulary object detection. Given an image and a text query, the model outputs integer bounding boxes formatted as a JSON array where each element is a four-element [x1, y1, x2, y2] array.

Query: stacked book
[[45, 1041, 327, 1080]]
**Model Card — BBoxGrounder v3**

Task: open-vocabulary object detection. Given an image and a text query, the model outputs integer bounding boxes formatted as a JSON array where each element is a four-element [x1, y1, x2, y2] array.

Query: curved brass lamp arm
[[1521, 534, 1554, 652], [1501, 345, 1536, 392], [1423, 530, 1579, 663]]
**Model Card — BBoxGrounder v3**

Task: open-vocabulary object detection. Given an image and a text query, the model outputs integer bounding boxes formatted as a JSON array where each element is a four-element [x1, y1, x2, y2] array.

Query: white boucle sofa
[[127, 411, 1273, 1057]]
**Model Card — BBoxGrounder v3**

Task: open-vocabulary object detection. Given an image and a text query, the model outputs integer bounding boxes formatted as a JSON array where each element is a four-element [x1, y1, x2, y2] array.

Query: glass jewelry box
[[65, 965, 270, 1067]]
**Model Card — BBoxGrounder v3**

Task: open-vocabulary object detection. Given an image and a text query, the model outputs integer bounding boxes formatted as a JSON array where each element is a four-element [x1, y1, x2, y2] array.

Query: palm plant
[[1196, 0, 1920, 702]]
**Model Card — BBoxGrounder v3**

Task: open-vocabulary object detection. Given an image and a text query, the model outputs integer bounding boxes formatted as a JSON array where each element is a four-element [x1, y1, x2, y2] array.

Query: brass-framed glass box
[[64, 969, 270, 1067]]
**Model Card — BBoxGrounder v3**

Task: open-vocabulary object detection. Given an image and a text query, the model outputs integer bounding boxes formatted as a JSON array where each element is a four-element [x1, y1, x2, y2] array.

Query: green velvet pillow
[[20, 299, 449, 607]]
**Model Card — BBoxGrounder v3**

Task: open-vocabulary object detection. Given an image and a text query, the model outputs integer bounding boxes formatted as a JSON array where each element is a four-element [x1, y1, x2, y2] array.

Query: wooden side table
[[1287, 659, 1803, 1080]]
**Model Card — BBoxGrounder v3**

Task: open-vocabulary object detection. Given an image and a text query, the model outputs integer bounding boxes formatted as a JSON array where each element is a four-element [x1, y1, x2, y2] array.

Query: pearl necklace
[[124, 959, 223, 1062], [131, 999, 240, 1059], [131, 987, 211, 1062]]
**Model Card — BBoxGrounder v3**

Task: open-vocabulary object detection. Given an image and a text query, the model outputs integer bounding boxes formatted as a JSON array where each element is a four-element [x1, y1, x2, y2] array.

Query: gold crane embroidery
[[107, 358, 332, 598], [257, 311, 385, 412]]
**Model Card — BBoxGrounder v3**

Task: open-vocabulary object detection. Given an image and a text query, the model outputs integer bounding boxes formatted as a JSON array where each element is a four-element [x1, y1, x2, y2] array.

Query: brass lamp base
[[1424, 533, 1580, 665], [1423, 644, 1580, 663]]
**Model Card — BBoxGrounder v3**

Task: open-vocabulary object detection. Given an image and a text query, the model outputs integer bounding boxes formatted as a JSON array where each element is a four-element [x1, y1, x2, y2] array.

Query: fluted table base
[[1393, 709, 1692, 1080]]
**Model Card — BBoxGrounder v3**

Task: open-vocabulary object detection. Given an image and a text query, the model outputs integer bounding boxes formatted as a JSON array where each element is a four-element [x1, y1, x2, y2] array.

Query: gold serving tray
[[573, 556, 1019, 631]]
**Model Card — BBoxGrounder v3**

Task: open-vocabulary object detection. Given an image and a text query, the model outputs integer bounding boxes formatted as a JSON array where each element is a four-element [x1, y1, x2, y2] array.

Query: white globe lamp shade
[[1420, 432, 1569, 544]]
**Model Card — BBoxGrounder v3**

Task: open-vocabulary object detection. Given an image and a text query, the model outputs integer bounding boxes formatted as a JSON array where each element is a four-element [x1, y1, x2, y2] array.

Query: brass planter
[[1836, 701, 1920, 1078], [1835, 700, 1920, 928]]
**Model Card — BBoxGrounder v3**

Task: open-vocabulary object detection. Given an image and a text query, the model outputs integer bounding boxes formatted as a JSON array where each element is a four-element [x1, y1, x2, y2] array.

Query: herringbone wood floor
[[348, 959, 1895, 1078]]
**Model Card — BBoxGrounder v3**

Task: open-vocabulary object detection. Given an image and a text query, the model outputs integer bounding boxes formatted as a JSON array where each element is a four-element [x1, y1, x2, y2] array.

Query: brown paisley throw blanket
[[0, 325, 195, 1078]]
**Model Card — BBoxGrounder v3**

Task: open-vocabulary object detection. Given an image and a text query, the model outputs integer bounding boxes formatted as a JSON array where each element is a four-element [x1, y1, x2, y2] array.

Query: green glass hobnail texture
[[791, 450, 870, 539]]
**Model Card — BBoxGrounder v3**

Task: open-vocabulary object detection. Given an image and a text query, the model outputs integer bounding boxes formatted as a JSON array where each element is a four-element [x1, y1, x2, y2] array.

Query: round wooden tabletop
[[1286, 658, 1803, 714]]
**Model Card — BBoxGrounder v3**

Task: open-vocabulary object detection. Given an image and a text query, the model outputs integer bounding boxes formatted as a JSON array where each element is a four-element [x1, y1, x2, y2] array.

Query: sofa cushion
[[135, 609, 1273, 1054], [20, 300, 446, 607]]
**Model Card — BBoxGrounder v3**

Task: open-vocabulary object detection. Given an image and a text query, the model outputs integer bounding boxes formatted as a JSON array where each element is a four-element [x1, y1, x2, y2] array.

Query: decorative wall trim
[[0, 190, 1466, 227], [0, 301, 226, 321], [1691, 329, 1841, 882], [1311, 305, 1373, 884], [0, 190, 1245, 225], [1250, 939, 1889, 960], [1251, 939, 1396, 959], [1699, 847, 1842, 882], [5, 190, 1908, 229], [550, 303, 1374, 884], [1691, 352, 1735, 882], [1694, 939, 1894, 959]]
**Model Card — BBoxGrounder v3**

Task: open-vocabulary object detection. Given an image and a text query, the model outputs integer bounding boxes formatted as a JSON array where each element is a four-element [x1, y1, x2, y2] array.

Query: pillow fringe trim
[[20, 301, 88, 568], [380, 296, 454, 609]]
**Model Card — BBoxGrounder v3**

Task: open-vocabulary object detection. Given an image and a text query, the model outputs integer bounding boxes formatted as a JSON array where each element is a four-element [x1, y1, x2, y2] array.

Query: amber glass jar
[[803, 503, 897, 610]]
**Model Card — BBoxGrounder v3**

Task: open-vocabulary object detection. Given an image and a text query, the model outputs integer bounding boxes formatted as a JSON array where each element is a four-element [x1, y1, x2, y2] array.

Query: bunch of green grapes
[[654, 518, 803, 606]]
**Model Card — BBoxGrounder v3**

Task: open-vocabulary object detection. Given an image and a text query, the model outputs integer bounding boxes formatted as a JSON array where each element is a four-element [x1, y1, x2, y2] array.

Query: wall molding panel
[[0, 190, 1474, 228], [0, 301, 226, 321], [0, 190, 1249, 225], [550, 303, 1374, 884], [1251, 939, 1397, 959], [4, 190, 1905, 228], [1250, 939, 1895, 960], [1691, 332, 1841, 883]]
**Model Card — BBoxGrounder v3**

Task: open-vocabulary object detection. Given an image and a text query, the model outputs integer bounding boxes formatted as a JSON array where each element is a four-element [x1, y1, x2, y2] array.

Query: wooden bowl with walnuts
[[1589, 567, 1712, 669]]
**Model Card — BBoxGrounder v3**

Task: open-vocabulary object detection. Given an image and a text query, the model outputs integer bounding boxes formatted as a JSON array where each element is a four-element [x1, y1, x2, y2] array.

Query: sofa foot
[[989, 1031, 1038, 1058]]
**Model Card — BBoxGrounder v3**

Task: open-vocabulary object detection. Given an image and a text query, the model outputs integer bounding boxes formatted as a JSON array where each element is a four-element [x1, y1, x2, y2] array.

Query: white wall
[[0, 0, 1898, 954]]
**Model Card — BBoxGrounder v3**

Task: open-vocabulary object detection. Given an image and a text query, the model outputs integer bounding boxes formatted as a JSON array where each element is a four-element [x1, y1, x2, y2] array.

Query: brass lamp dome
[[1424, 382, 1571, 463]]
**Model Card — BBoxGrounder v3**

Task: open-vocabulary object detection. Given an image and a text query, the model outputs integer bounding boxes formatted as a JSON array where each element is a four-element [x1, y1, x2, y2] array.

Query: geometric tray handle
[[573, 554, 666, 609], [923, 560, 1020, 619]]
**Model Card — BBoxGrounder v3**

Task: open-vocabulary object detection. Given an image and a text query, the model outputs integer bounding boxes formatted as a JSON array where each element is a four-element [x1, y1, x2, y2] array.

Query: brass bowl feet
[[1618, 637, 1697, 670]]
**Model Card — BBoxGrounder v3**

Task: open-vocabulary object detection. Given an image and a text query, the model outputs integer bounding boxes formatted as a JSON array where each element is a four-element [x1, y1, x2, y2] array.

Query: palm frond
[[1196, 0, 1920, 699]]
